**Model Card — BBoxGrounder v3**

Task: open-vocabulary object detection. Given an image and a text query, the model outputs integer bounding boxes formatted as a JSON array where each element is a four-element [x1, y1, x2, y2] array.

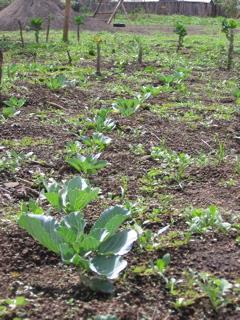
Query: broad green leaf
[[44, 192, 62, 211], [71, 254, 89, 270], [18, 214, 62, 254], [98, 230, 137, 255], [66, 176, 88, 191], [78, 235, 100, 252], [90, 255, 127, 279], [57, 212, 86, 244], [59, 243, 75, 262], [91, 206, 131, 235], [67, 188, 99, 213]]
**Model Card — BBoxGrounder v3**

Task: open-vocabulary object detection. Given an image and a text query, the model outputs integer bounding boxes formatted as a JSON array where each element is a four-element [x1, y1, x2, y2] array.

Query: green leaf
[[98, 230, 137, 255], [18, 214, 62, 254], [57, 212, 86, 244], [67, 154, 107, 174], [91, 206, 131, 236], [90, 255, 127, 279], [44, 192, 62, 211], [67, 188, 99, 213]]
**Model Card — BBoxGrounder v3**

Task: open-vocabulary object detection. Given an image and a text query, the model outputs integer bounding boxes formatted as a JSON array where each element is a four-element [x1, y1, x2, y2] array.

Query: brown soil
[[0, 43, 240, 318]]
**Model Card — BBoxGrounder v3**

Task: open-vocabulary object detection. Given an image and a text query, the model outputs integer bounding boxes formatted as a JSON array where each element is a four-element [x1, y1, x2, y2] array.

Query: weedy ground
[[0, 14, 240, 320]]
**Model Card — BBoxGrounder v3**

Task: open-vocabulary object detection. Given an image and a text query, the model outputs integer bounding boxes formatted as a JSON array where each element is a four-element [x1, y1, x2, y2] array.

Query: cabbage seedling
[[30, 18, 43, 44], [2, 96, 26, 119], [67, 153, 107, 174], [113, 98, 141, 117], [222, 19, 237, 70], [18, 205, 138, 293], [43, 176, 99, 213], [82, 133, 112, 151], [175, 22, 187, 52]]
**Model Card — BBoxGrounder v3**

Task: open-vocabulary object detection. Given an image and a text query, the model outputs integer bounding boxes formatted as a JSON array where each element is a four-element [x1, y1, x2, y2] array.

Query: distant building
[[109, 0, 222, 17]]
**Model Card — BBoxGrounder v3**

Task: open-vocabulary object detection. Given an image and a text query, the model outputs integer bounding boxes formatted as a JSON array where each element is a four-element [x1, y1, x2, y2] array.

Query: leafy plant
[[0, 296, 27, 318], [67, 154, 107, 174], [82, 133, 112, 151], [141, 85, 162, 100], [113, 98, 141, 117], [18, 205, 137, 293], [30, 17, 43, 43], [197, 273, 232, 311], [42, 176, 99, 213], [74, 16, 85, 43], [222, 18, 237, 70], [0, 151, 34, 173], [45, 75, 67, 91], [175, 22, 187, 52], [185, 205, 231, 234], [1, 96, 26, 119], [87, 109, 116, 132]]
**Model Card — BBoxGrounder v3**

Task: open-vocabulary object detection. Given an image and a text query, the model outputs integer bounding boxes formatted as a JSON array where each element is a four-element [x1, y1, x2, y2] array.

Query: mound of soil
[[0, 0, 74, 31]]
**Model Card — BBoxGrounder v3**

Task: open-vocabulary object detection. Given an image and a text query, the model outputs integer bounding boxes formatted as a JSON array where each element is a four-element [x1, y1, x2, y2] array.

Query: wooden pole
[[0, 50, 3, 105], [63, 0, 71, 42], [18, 20, 24, 48]]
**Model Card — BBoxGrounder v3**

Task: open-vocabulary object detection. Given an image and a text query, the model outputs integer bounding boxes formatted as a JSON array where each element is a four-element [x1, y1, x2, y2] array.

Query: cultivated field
[[0, 15, 240, 320]]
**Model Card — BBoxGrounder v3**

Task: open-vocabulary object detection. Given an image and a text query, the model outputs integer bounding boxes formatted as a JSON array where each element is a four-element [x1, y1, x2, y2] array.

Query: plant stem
[[77, 25, 80, 43], [96, 43, 101, 76], [46, 15, 51, 43], [18, 20, 24, 48], [227, 29, 234, 70]]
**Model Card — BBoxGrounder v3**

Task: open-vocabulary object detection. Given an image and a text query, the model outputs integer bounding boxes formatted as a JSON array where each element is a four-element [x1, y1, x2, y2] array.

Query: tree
[[63, 0, 71, 42]]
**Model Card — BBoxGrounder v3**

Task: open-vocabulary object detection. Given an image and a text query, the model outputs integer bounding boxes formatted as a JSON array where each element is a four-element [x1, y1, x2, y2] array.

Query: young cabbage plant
[[175, 22, 187, 52], [43, 176, 99, 213], [45, 75, 67, 91], [185, 205, 231, 234], [82, 133, 112, 151], [1, 96, 26, 119], [74, 16, 85, 43], [18, 205, 138, 293], [87, 109, 116, 132], [30, 18, 43, 44], [67, 153, 108, 174], [222, 19, 237, 70], [141, 85, 162, 100], [113, 98, 141, 117]]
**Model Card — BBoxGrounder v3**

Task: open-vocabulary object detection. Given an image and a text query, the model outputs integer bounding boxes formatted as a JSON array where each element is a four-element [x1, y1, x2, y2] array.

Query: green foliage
[[174, 22, 187, 51], [82, 133, 112, 151], [113, 98, 141, 117], [1, 97, 26, 119], [222, 18, 237, 38], [45, 75, 67, 91], [0, 296, 27, 318], [43, 176, 99, 213], [221, 18, 237, 69], [86, 109, 116, 132], [18, 205, 137, 292], [30, 18, 43, 43], [197, 273, 232, 311], [0, 151, 34, 173], [74, 16, 85, 25], [67, 154, 107, 174], [185, 205, 231, 234]]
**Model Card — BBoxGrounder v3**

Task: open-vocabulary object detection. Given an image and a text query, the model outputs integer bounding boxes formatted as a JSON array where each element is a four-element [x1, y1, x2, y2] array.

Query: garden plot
[[0, 15, 240, 320]]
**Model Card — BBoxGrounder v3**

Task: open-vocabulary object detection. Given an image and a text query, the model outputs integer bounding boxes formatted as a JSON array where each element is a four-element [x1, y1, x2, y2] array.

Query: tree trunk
[[63, 0, 71, 42]]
